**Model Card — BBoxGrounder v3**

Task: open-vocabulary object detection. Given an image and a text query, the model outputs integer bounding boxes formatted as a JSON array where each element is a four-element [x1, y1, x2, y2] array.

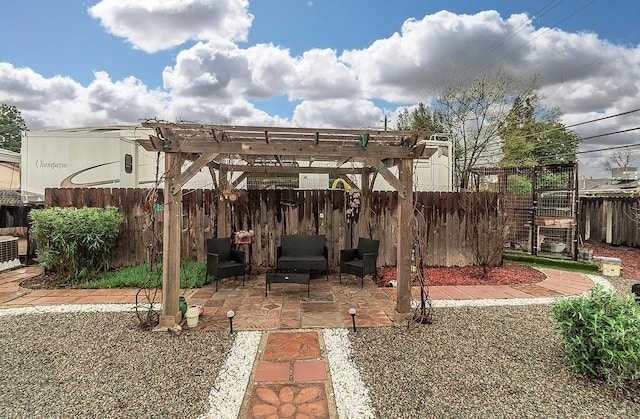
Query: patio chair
[[339, 237, 380, 288], [206, 237, 247, 292], [632, 283, 640, 304]]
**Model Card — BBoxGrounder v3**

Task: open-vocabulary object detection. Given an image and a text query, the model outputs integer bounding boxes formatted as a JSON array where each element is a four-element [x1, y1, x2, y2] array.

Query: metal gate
[[470, 164, 578, 259]]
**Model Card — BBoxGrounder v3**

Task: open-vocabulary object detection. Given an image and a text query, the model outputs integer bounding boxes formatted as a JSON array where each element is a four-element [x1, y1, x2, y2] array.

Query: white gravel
[[198, 331, 261, 419], [323, 328, 376, 419], [587, 273, 615, 291], [348, 274, 640, 419], [0, 303, 153, 317]]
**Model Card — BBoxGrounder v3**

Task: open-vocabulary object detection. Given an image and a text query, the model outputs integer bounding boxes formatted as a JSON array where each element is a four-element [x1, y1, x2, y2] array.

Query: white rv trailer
[[20, 126, 453, 202], [20, 126, 215, 203]]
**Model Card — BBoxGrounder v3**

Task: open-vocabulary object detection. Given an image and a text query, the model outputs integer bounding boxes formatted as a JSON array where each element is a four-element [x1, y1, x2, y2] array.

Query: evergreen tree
[[0, 104, 27, 152], [499, 95, 580, 167], [396, 102, 444, 133]]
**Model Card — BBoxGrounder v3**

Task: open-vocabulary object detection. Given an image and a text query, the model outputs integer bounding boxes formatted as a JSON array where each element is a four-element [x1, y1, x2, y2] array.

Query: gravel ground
[[348, 279, 640, 419], [0, 272, 638, 418], [0, 312, 233, 418]]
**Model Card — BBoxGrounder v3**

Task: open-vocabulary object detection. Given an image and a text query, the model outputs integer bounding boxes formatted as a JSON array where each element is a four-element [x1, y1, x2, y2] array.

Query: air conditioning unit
[[0, 236, 20, 271]]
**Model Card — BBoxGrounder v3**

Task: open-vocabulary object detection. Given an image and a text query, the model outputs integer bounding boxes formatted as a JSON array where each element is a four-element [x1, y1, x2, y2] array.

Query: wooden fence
[[44, 188, 501, 269], [580, 196, 640, 247]]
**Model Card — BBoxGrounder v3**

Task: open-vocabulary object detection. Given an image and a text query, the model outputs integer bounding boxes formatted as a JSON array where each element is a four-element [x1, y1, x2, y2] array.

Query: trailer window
[[124, 154, 133, 174]]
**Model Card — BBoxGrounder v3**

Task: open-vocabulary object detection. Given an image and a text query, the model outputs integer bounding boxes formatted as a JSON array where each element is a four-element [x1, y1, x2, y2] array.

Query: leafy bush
[[551, 285, 640, 390], [30, 206, 124, 285]]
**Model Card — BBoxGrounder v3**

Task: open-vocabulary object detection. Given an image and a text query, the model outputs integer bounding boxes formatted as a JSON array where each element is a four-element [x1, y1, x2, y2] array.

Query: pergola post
[[217, 166, 231, 238], [359, 168, 371, 239], [158, 152, 183, 328], [395, 157, 414, 318]]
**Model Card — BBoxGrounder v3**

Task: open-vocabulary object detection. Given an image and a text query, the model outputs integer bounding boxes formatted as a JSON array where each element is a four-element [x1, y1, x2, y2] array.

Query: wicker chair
[[339, 238, 380, 288], [206, 237, 246, 292]]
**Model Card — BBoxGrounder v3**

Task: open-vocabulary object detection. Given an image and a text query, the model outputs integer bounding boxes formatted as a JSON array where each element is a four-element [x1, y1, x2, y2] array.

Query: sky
[[1, 0, 639, 178]]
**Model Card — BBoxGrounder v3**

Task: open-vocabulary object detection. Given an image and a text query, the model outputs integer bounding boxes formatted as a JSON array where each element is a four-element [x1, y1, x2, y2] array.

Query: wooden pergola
[[138, 122, 436, 328]]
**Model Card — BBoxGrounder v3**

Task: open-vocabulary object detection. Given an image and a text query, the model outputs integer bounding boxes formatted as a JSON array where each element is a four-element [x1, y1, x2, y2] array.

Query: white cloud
[[162, 42, 360, 102], [340, 10, 639, 117], [85, 71, 170, 123], [88, 0, 253, 53], [165, 94, 291, 126], [286, 49, 360, 100], [162, 41, 253, 98], [293, 99, 382, 129], [244, 43, 297, 98], [0, 63, 169, 129], [0, 63, 80, 111], [341, 10, 536, 102], [4, 7, 640, 178]]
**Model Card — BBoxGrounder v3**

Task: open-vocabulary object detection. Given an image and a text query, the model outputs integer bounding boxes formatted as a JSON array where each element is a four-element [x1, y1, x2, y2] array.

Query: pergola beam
[[220, 165, 372, 175], [335, 175, 359, 191], [170, 152, 219, 195], [365, 157, 407, 199], [149, 122, 419, 138], [141, 137, 418, 159]]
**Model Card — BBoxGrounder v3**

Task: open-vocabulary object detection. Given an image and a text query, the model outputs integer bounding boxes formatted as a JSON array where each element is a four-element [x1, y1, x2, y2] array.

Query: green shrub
[[30, 206, 124, 285], [551, 285, 640, 390]]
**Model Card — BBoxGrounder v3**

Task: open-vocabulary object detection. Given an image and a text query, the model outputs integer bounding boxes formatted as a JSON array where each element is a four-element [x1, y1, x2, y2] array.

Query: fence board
[[580, 196, 640, 247], [44, 188, 504, 268]]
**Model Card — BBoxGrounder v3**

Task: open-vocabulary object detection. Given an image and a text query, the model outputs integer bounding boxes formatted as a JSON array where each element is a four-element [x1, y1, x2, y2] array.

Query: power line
[[470, 124, 640, 165], [576, 142, 640, 155], [510, 127, 640, 163], [577, 126, 640, 141], [529, 107, 640, 144], [454, 107, 640, 158], [386, 1, 598, 125]]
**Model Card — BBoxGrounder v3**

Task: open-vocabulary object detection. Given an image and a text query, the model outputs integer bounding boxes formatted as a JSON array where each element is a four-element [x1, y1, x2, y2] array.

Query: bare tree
[[434, 71, 537, 190], [460, 192, 508, 278], [410, 205, 434, 325], [603, 151, 635, 172]]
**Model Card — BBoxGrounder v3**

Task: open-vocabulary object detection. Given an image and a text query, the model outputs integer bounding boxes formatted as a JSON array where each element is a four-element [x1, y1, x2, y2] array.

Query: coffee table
[[266, 269, 311, 297]]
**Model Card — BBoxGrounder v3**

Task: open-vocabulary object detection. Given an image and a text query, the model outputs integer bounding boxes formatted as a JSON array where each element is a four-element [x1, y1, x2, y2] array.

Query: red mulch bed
[[376, 263, 546, 287], [376, 241, 640, 286]]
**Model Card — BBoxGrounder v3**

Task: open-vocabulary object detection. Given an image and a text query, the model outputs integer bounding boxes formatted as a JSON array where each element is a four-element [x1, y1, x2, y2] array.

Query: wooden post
[[359, 168, 370, 239], [605, 200, 613, 244], [158, 152, 183, 328], [218, 166, 231, 238], [396, 158, 413, 318]]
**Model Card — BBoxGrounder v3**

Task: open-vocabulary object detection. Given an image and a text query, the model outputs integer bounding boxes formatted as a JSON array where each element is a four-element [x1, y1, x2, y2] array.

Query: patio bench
[[277, 234, 328, 278]]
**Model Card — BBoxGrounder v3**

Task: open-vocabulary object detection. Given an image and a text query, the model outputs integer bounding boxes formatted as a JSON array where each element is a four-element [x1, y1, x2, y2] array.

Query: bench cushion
[[278, 255, 327, 272], [281, 235, 325, 257]]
